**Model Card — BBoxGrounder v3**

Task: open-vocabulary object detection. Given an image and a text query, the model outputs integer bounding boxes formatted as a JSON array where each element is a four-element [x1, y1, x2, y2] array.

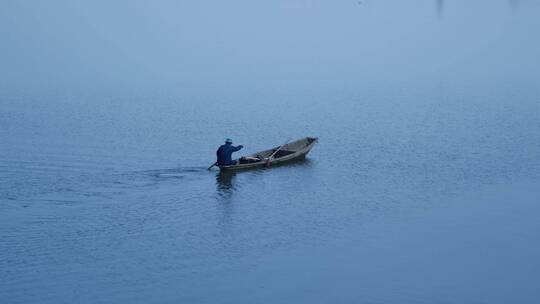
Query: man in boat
[[216, 138, 244, 166]]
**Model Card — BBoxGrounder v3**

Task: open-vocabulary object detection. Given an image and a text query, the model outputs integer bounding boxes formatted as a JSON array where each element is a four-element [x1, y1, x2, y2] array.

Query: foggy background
[[2, 0, 539, 96]]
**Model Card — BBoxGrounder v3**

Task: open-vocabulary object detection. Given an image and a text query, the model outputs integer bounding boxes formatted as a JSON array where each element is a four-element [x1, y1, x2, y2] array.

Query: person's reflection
[[216, 171, 236, 198], [215, 171, 237, 233]]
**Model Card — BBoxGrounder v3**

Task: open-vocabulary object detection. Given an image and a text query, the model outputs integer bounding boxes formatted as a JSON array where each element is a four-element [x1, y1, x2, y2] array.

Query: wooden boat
[[218, 137, 318, 171]]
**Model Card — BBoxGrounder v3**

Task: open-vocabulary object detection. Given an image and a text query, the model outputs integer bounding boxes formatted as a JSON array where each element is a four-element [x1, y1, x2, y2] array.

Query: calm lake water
[[1, 1, 539, 303]]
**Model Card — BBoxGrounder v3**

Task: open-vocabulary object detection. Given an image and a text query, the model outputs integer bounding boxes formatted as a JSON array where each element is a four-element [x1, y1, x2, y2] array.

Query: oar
[[208, 162, 217, 170], [266, 138, 290, 165]]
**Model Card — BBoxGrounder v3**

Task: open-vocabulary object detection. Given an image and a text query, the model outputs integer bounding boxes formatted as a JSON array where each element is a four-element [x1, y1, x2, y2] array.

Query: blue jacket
[[216, 143, 243, 165]]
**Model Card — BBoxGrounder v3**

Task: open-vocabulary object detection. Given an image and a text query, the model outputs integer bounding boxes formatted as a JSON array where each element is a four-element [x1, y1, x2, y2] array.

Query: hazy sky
[[1, 0, 539, 93]]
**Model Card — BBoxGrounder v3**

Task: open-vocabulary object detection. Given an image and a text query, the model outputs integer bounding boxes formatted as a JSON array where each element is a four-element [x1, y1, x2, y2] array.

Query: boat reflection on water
[[215, 157, 314, 198]]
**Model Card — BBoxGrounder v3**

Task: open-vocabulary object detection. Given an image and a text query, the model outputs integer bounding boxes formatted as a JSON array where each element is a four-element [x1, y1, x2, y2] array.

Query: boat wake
[[142, 167, 208, 180]]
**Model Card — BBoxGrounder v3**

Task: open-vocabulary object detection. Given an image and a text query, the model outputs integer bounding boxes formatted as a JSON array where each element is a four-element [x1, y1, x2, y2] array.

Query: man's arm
[[233, 145, 243, 152]]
